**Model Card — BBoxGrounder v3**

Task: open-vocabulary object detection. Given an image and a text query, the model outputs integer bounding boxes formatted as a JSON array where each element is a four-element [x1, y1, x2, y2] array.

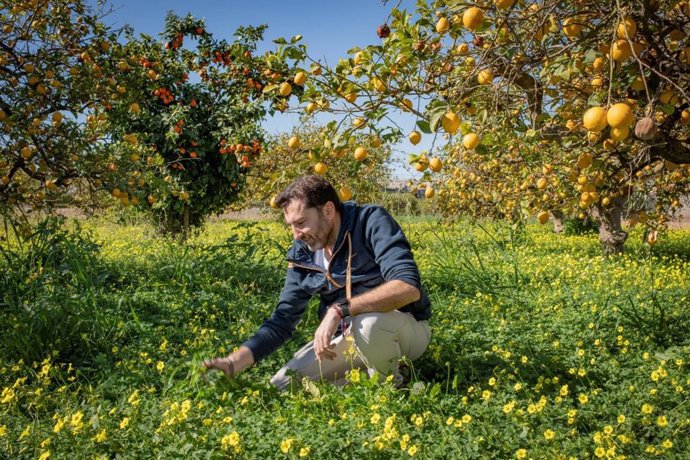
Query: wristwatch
[[331, 299, 351, 318]]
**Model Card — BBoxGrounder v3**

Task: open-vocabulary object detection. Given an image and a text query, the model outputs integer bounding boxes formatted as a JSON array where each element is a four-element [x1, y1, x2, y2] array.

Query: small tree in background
[[101, 13, 304, 235]]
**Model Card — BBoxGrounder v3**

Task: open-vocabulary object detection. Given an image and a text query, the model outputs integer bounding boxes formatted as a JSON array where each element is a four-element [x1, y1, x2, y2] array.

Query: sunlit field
[[1, 216, 690, 459]]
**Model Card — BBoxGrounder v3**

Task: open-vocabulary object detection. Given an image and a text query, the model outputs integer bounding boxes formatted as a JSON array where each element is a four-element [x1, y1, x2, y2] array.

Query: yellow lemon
[[582, 106, 608, 132]]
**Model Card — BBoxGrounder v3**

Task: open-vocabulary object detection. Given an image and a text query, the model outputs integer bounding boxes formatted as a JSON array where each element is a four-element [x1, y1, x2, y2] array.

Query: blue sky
[[94, 0, 423, 178]]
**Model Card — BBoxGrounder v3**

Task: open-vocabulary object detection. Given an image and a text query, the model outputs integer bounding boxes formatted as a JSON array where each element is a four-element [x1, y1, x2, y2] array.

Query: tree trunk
[[551, 210, 565, 233], [590, 196, 628, 255], [182, 204, 190, 240]]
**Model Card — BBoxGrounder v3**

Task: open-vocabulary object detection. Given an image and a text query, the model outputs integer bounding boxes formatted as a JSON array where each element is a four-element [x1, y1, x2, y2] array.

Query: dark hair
[[275, 175, 341, 210]]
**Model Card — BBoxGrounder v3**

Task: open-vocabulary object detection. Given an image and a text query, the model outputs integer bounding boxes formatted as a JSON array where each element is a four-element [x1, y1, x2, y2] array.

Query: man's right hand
[[202, 346, 255, 378]]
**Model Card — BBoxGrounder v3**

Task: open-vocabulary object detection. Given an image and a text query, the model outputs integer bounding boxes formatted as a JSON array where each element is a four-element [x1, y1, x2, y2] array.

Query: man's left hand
[[313, 308, 341, 361]]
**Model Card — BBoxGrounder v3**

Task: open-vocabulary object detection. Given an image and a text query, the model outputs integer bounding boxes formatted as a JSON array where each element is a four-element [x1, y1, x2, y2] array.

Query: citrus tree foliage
[[240, 122, 392, 208], [284, 0, 690, 253], [0, 0, 116, 219], [100, 13, 305, 234]]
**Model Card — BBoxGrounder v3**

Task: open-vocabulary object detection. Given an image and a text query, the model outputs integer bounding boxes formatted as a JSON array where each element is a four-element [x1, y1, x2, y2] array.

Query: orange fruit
[[477, 69, 493, 85], [429, 157, 443, 172], [610, 40, 631, 62], [279, 82, 292, 96], [562, 17, 584, 38], [537, 211, 549, 224], [425, 187, 435, 199], [314, 162, 327, 175], [293, 72, 307, 86], [610, 125, 630, 142], [582, 106, 608, 132], [462, 133, 481, 149], [339, 186, 353, 201], [354, 146, 368, 161], [495, 0, 515, 10], [616, 17, 637, 39], [436, 17, 450, 34], [606, 103, 633, 128], [463, 7, 484, 31], [409, 131, 422, 145], [442, 111, 460, 134], [288, 135, 301, 149]]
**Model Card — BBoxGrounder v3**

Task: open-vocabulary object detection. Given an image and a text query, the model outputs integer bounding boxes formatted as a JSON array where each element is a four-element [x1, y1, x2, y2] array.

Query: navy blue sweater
[[242, 202, 431, 362]]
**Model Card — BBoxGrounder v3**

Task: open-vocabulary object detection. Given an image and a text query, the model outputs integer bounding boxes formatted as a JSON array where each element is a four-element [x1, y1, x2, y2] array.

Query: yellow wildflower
[[400, 433, 410, 451], [515, 448, 527, 459], [53, 418, 65, 434], [408, 445, 418, 456], [94, 429, 107, 443], [657, 415, 668, 427], [280, 437, 294, 454], [544, 429, 555, 440], [119, 417, 130, 429], [19, 424, 31, 439], [221, 431, 241, 453], [299, 447, 311, 457], [1, 387, 16, 404], [641, 403, 654, 414], [38, 451, 50, 460]]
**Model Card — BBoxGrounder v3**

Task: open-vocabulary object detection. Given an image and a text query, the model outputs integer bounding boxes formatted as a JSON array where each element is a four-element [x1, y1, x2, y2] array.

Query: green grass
[[1, 216, 689, 459]]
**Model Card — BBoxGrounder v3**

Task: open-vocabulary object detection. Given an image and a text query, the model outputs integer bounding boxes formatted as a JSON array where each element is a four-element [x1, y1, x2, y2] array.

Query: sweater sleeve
[[364, 206, 422, 289], [241, 267, 312, 362]]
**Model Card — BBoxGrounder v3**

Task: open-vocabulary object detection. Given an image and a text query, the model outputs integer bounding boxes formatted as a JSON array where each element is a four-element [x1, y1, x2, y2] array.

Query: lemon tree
[[240, 122, 392, 209], [0, 1, 117, 222], [291, 0, 690, 254]]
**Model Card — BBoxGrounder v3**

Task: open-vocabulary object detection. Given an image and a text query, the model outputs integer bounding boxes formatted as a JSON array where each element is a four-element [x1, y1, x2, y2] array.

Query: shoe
[[399, 363, 411, 386]]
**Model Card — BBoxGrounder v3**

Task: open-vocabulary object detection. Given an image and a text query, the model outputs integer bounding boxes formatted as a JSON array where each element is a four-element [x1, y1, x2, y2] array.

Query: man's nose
[[292, 227, 303, 239]]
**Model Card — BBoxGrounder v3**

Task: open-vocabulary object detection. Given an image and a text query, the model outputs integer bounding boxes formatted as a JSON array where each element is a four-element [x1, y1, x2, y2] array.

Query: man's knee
[[352, 313, 395, 348]]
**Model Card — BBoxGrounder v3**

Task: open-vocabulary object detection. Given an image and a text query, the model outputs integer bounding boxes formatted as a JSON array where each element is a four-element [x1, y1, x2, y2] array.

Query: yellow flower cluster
[[220, 431, 241, 454]]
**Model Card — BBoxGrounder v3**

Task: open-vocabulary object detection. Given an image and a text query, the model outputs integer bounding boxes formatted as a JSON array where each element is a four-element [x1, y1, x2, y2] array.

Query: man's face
[[283, 199, 334, 251]]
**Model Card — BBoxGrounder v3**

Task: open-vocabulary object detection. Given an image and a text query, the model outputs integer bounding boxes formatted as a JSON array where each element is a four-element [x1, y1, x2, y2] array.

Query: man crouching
[[204, 175, 431, 389]]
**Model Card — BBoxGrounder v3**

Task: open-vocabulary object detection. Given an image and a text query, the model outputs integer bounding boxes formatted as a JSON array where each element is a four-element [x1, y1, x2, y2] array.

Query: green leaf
[[273, 37, 287, 45], [408, 153, 421, 164], [660, 104, 675, 115], [525, 129, 537, 138], [416, 120, 431, 134], [290, 34, 302, 43], [261, 84, 278, 94], [429, 109, 446, 133], [477, 109, 488, 124]]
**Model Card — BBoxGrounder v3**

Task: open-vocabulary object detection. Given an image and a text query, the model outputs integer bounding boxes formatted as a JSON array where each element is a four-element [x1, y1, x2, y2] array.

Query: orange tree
[[240, 122, 393, 209], [99, 13, 305, 234], [0, 0, 118, 223], [288, 0, 690, 254]]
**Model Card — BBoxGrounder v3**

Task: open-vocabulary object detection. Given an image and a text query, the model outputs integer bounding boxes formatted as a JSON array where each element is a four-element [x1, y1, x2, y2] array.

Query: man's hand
[[313, 308, 341, 361], [201, 346, 255, 378]]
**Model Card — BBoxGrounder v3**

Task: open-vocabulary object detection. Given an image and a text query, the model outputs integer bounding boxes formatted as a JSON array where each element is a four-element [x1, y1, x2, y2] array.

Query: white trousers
[[270, 310, 431, 390]]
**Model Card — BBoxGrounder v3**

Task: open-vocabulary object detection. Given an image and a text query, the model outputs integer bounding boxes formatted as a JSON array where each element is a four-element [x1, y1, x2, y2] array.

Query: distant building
[[385, 179, 410, 193]]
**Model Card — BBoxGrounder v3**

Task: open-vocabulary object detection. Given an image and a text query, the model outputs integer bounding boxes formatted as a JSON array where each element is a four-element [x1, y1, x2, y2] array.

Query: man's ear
[[323, 201, 336, 220]]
